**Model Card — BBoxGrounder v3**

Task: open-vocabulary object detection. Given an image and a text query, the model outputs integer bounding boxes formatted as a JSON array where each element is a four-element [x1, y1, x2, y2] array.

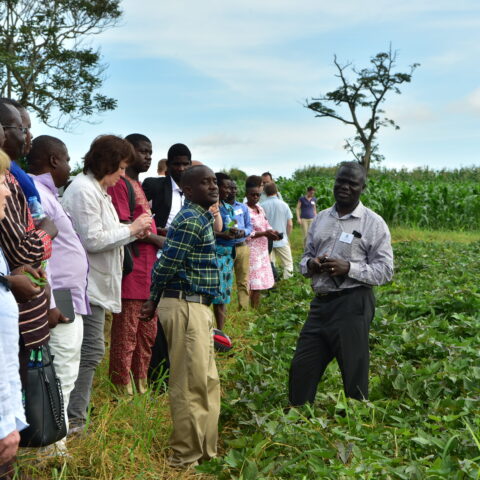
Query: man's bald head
[[27, 135, 66, 171], [180, 165, 219, 209], [180, 165, 214, 189], [336, 161, 367, 186], [27, 135, 71, 188]]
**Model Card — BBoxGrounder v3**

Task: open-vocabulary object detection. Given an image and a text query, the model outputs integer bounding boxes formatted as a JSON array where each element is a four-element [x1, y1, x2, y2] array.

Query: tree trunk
[[362, 142, 372, 174]]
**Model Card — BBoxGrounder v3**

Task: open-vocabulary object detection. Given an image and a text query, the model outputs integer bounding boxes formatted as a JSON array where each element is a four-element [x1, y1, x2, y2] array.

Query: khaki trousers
[[300, 218, 314, 245], [157, 297, 220, 466], [234, 244, 250, 310], [270, 245, 294, 279]]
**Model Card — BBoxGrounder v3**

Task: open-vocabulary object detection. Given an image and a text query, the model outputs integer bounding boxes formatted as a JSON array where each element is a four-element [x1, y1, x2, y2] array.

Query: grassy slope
[[20, 227, 480, 479]]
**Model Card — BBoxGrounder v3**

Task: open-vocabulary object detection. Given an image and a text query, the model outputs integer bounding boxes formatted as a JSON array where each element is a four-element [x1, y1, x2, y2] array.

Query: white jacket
[[62, 172, 133, 313]]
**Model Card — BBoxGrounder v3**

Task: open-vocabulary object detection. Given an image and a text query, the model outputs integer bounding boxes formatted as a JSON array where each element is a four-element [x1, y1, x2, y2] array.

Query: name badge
[[339, 232, 354, 244], [234, 208, 243, 216], [311, 200, 315, 205]]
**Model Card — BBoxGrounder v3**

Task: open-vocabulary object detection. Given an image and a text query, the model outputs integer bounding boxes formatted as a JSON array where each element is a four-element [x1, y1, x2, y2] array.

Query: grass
[[18, 226, 480, 479]]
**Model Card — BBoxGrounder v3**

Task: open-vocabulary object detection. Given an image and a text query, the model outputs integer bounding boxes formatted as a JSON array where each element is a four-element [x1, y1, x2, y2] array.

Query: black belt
[[162, 289, 212, 306], [315, 288, 361, 300], [236, 242, 247, 247]]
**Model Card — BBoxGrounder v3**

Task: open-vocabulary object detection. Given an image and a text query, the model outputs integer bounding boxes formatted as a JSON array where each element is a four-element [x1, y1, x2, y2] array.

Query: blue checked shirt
[[149, 200, 219, 304]]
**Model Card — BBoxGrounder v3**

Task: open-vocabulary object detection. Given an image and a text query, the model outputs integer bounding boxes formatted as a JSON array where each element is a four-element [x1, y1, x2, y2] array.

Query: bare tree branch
[[305, 47, 419, 172]]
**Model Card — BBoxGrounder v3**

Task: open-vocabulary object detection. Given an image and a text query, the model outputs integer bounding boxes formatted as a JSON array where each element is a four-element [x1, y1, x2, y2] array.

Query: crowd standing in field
[[0, 99, 393, 476]]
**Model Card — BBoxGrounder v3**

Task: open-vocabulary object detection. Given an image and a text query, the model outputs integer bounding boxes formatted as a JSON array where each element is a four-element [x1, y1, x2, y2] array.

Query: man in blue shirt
[[226, 180, 253, 310]]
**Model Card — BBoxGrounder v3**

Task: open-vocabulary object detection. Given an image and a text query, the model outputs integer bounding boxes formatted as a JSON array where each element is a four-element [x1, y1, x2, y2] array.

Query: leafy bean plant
[[198, 241, 480, 479]]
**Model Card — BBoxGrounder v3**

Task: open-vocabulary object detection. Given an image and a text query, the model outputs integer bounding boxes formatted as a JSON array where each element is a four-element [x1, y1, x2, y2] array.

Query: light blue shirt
[[231, 201, 253, 244], [261, 196, 293, 248], [0, 250, 28, 439]]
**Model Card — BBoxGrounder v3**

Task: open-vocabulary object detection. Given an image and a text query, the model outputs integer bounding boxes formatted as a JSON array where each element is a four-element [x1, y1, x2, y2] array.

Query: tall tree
[[306, 47, 419, 172], [0, 0, 122, 129]]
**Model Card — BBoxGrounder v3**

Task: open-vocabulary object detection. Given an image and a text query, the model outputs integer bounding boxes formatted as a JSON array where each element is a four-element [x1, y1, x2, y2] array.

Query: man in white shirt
[[259, 172, 283, 204], [261, 182, 293, 279], [143, 144, 191, 237]]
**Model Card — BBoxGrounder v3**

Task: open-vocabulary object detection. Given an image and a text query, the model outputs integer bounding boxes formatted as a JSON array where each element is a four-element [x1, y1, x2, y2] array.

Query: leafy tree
[[222, 167, 247, 185], [0, 0, 122, 129], [306, 47, 419, 172]]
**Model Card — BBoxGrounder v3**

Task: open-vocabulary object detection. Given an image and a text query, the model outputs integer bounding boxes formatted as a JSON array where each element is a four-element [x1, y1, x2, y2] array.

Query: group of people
[[0, 95, 394, 476]]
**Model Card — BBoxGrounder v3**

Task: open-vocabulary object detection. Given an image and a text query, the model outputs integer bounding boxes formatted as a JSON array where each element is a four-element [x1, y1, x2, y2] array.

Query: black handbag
[[121, 176, 139, 277], [20, 345, 67, 447]]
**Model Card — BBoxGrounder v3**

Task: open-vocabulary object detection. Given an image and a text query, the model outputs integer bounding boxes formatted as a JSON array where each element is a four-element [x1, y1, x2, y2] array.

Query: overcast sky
[[32, 0, 480, 178]]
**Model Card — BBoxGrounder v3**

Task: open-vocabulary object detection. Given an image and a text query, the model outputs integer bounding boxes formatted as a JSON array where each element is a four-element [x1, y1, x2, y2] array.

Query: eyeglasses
[[2, 126, 28, 134]]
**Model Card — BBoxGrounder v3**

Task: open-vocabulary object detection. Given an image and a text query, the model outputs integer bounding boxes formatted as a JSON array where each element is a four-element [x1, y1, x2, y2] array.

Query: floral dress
[[246, 204, 274, 291]]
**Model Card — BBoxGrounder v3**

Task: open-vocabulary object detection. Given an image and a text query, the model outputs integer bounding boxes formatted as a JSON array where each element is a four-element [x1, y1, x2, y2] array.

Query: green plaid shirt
[[149, 200, 219, 304]]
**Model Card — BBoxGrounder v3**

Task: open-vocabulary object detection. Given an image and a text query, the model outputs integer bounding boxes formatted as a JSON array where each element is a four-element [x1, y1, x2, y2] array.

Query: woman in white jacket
[[62, 135, 151, 433]]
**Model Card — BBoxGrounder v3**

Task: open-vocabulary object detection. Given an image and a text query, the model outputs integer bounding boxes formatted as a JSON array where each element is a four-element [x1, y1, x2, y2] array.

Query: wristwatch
[[0, 275, 11, 291]]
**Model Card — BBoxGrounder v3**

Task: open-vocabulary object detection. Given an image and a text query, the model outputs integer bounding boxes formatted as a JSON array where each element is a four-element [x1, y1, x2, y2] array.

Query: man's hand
[[217, 229, 236, 240], [322, 257, 350, 277], [307, 256, 326, 274], [0, 430, 20, 464], [6, 273, 41, 303], [265, 229, 280, 241], [232, 228, 245, 239], [140, 233, 165, 249], [37, 216, 58, 239], [47, 307, 69, 329], [307, 255, 350, 276], [139, 300, 156, 322]]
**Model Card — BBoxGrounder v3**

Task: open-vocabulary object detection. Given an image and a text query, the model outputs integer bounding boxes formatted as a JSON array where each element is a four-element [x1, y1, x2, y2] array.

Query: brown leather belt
[[162, 289, 212, 306]]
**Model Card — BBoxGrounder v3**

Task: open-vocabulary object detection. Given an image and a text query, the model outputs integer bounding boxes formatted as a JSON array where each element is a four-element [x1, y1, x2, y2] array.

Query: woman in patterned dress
[[213, 173, 238, 330], [245, 185, 280, 308]]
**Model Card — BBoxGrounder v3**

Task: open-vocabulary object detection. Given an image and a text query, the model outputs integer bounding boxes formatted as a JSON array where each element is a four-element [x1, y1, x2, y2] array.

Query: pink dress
[[246, 204, 275, 291]]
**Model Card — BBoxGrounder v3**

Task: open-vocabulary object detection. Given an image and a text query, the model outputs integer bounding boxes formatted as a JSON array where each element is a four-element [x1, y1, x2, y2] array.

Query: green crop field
[[277, 167, 480, 231], [196, 237, 480, 479], [19, 168, 480, 480]]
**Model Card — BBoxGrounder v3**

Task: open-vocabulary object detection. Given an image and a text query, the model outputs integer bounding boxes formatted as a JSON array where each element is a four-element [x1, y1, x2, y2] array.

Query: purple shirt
[[31, 173, 90, 315]]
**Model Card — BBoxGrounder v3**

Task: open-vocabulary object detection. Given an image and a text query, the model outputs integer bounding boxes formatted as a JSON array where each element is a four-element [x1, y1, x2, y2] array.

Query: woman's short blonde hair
[[0, 150, 11, 176]]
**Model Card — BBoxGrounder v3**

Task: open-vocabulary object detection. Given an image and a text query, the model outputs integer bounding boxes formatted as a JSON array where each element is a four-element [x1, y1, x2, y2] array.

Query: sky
[[32, 0, 480, 179]]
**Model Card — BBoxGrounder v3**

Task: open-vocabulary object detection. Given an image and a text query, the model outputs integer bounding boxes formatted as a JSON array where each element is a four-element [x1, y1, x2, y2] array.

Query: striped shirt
[[300, 202, 393, 293], [149, 199, 219, 305], [0, 171, 52, 347], [0, 171, 51, 268]]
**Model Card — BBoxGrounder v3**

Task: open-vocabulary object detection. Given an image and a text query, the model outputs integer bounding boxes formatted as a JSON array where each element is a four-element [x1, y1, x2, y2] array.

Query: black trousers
[[289, 287, 375, 404], [148, 319, 170, 386]]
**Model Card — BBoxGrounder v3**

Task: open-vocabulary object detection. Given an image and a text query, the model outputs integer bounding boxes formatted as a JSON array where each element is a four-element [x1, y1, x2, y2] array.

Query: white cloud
[[98, 1, 480, 101], [450, 87, 480, 115], [193, 133, 250, 148], [382, 101, 435, 124]]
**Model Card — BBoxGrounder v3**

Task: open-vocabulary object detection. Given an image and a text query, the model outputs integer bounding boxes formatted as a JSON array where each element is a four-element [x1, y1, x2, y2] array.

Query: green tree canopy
[[306, 47, 419, 172], [0, 0, 122, 129], [222, 167, 248, 185]]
